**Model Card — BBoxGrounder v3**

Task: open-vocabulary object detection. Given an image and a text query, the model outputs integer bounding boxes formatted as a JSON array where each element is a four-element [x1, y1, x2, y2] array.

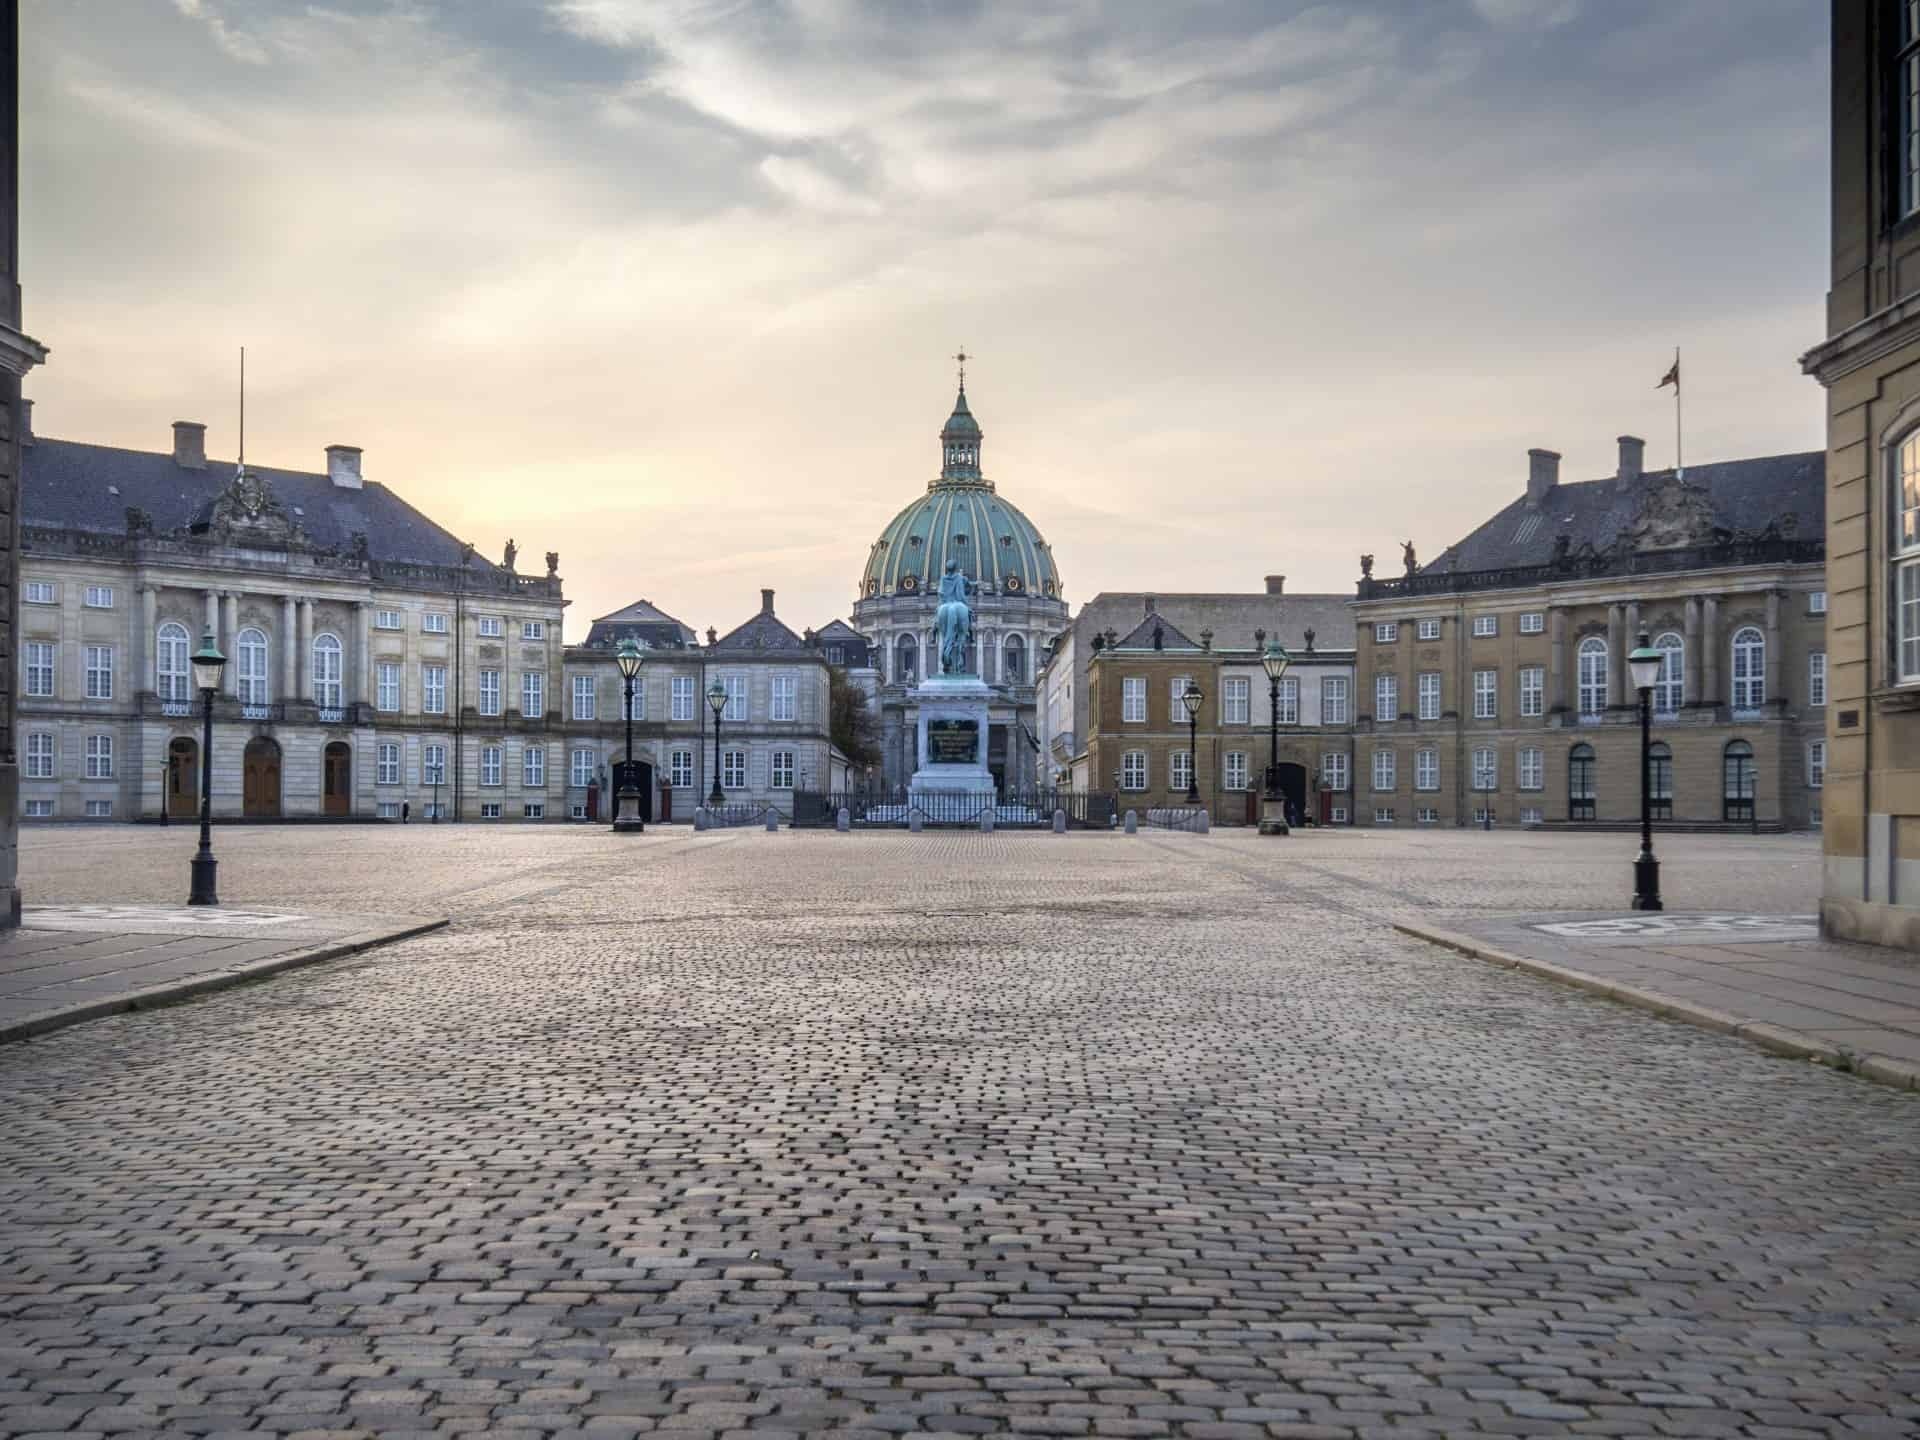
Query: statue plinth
[[909, 674, 996, 802]]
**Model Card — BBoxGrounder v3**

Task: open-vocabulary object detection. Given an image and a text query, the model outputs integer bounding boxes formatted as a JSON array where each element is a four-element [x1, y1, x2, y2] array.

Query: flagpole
[[1673, 345, 1682, 478]]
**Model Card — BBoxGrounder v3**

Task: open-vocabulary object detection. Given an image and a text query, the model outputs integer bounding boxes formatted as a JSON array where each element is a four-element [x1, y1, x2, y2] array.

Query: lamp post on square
[[612, 637, 646, 833], [1181, 680, 1203, 804], [707, 678, 728, 806], [1260, 639, 1291, 835], [1628, 632, 1665, 912], [186, 628, 226, 906]]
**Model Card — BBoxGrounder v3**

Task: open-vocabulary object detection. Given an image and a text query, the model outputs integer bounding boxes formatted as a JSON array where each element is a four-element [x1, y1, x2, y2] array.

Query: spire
[[937, 352, 987, 487]]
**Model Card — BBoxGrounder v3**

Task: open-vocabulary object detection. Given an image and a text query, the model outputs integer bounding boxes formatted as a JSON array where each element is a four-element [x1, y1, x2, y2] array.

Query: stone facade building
[[1351, 439, 1827, 829]]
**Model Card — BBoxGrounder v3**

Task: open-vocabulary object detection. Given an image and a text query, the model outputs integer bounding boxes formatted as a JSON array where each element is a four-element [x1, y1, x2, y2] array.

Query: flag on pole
[[1657, 357, 1680, 391]]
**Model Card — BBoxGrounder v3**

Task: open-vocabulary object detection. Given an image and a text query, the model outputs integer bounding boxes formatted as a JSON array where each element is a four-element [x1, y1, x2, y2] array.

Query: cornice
[[1801, 292, 1920, 385], [0, 322, 48, 379]]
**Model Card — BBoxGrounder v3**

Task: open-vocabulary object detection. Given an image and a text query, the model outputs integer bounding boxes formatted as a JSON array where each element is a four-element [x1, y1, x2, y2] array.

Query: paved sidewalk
[[0, 904, 446, 1043], [1399, 910, 1920, 1091]]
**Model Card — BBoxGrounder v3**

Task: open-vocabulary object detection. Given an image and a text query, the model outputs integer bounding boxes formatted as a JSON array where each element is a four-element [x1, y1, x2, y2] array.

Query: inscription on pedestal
[[927, 718, 979, 765]]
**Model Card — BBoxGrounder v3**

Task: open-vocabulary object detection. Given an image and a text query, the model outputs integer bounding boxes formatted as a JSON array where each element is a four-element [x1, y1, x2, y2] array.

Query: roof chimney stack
[[172, 421, 206, 470], [1617, 435, 1645, 483], [326, 444, 363, 489], [1526, 447, 1560, 506], [1265, 574, 1285, 595], [761, 587, 775, 615]]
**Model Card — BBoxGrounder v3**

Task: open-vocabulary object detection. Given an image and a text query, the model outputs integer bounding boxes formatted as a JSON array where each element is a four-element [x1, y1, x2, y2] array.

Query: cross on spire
[[954, 348, 970, 390]]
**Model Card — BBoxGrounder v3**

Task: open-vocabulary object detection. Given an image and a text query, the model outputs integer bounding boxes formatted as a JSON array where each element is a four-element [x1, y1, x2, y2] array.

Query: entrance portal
[[1274, 762, 1308, 827], [243, 737, 282, 818], [323, 741, 352, 817], [167, 736, 198, 819]]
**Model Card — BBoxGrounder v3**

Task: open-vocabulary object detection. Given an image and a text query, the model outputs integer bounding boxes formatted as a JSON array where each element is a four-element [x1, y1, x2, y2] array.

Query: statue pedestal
[[909, 675, 996, 802]]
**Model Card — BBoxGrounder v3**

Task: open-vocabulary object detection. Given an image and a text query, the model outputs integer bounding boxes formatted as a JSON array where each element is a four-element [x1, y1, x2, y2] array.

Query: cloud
[[171, 0, 270, 64]]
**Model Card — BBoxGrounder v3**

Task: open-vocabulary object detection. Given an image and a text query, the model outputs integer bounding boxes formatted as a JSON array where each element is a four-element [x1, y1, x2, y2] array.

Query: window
[[524, 803, 545, 819], [1902, 431, 1920, 680], [1417, 807, 1439, 825], [479, 669, 501, 716], [1649, 632, 1684, 714], [1569, 742, 1596, 821], [1224, 752, 1248, 790], [1518, 746, 1543, 791], [23, 580, 54, 605], [377, 742, 401, 785], [423, 665, 447, 715], [84, 585, 113, 609], [1004, 635, 1025, 683], [1373, 807, 1396, 825], [224, 627, 265, 706], [1901, 3, 1920, 216], [572, 674, 596, 720], [478, 615, 503, 638], [375, 663, 401, 713], [1810, 651, 1827, 707], [85, 733, 113, 779], [1471, 747, 1496, 792], [896, 635, 918, 683], [722, 749, 747, 789], [1809, 590, 1828, 615], [378, 801, 401, 820], [422, 612, 449, 634], [481, 745, 502, 787], [1374, 622, 1398, 644], [771, 749, 795, 789], [1122, 677, 1147, 723], [24, 732, 53, 779], [571, 748, 596, 787], [24, 641, 53, 698], [1473, 669, 1497, 720], [1372, 748, 1396, 791], [524, 746, 545, 788], [1170, 750, 1193, 793], [673, 675, 696, 722], [1519, 665, 1544, 718], [23, 799, 51, 818], [1121, 750, 1147, 790], [1650, 741, 1673, 820], [622, 679, 642, 723], [1417, 619, 1440, 641], [670, 749, 694, 788], [1276, 677, 1299, 725], [312, 634, 343, 708], [521, 671, 544, 718], [1731, 627, 1765, 712], [1322, 753, 1349, 792], [1809, 739, 1826, 789], [1472, 615, 1497, 638], [826, 644, 846, 666], [423, 744, 447, 786], [375, 609, 403, 630], [1521, 806, 1543, 826], [1222, 676, 1250, 725], [85, 799, 112, 819], [1417, 672, 1441, 721], [1375, 674, 1398, 721], [772, 673, 797, 722], [570, 803, 587, 820], [1170, 675, 1194, 716], [1577, 636, 1607, 715], [522, 620, 546, 640], [480, 802, 502, 819], [85, 645, 113, 701], [1414, 748, 1438, 792], [1724, 740, 1756, 822], [1472, 807, 1495, 827], [157, 623, 189, 702], [1519, 611, 1544, 635], [1322, 677, 1349, 726]]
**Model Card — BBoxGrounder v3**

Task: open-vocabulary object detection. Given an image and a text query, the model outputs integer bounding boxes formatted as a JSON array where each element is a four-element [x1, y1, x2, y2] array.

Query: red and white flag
[[1657, 357, 1680, 391]]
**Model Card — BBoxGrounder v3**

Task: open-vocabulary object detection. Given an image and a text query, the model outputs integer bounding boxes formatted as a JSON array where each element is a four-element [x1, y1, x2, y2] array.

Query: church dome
[[858, 383, 1062, 602]]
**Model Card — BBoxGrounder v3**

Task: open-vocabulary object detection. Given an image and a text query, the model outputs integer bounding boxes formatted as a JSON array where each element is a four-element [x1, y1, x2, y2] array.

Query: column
[[203, 589, 218, 647], [1606, 603, 1624, 706], [281, 595, 298, 701], [1765, 588, 1782, 707], [1548, 608, 1568, 714], [1683, 596, 1702, 705], [298, 600, 314, 701], [356, 603, 372, 707], [140, 587, 157, 693], [221, 593, 240, 696], [1701, 596, 1721, 707], [1624, 600, 1641, 654]]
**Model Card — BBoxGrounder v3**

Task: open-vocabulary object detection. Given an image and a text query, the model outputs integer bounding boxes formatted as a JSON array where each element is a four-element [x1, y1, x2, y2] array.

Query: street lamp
[[187, 628, 226, 906], [612, 637, 645, 833], [706, 678, 728, 805], [1181, 680, 1203, 804], [1260, 639, 1291, 836], [1627, 631, 1665, 912]]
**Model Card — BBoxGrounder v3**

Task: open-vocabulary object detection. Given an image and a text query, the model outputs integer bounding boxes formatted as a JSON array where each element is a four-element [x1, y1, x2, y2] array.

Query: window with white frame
[[1322, 677, 1349, 725], [1222, 676, 1250, 725], [1472, 807, 1496, 826], [1473, 669, 1497, 720], [722, 748, 746, 789], [1322, 752, 1349, 791], [1416, 806, 1439, 825], [377, 801, 400, 820], [620, 677, 642, 722], [1900, 430, 1920, 680], [1518, 746, 1543, 791], [23, 799, 51, 817], [1169, 675, 1193, 716], [1417, 619, 1440, 641], [524, 802, 545, 819], [377, 742, 401, 785], [725, 674, 748, 722], [1170, 750, 1193, 793], [1471, 747, 1496, 791], [573, 674, 596, 720], [232, 630, 267, 705], [1810, 651, 1827, 707], [1650, 632, 1684, 713], [1521, 805, 1543, 825], [1417, 672, 1441, 721], [1731, 627, 1765, 711], [84, 585, 113, 609], [23, 580, 54, 605], [23, 641, 53, 697], [1809, 590, 1828, 615], [1122, 676, 1147, 723], [1121, 750, 1147, 790], [423, 665, 446, 715], [1373, 806, 1396, 824], [521, 671, 544, 718], [479, 669, 501, 716], [312, 634, 343, 708], [571, 748, 596, 787], [1519, 665, 1544, 718], [1374, 622, 1397, 644], [1809, 739, 1826, 789], [1277, 676, 1299, 725], [85, 645, 113, 701], [422, 612, 449, 634], [771, 749, 795, 789], [772, 673, 797, 722], [1414, 748, 1438, 791], [1472, 614, 1497, 638], [671, 676, 694, 721], [1577, 636, 1608, 714], [524, 746, 545, 788], [24, 732, 53, 779], [477, 615, 502, 637], [423, 744, 447, 786], [1519, 611, 1545, 634], [480, 801, 502, 819], [85, 799, 112, 818], [375, 609, 403, 630], [1375, 674, 1398, 721], [1224, 752, 1248, 790], [84, 733, 112, 778], [669, 749, 694, 787], [522, 620, 546, 640], [1372, 748, 1396, 791], [377, 663, 401, 713], [1899, 2, 1920, 215], [480, 745, 502, 787], [157, 623, 189, 702]]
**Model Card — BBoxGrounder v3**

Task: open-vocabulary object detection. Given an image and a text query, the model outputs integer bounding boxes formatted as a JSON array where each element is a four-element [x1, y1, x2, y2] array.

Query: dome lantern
[[938, 349, 987, 487]]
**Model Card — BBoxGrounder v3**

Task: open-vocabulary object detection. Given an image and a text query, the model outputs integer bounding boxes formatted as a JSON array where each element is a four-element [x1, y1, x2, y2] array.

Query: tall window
[[669, 749, 694, 788], [85, 734, 113, 779], [1414, 748, 1438, 791], [722, 749, 747, 789], [1650, 741, 1673, 820], [1577, 637, 1608, 715], [423, 744, 447, 786], [1170, 750, 1192, 793], [1518, 746, 1543, 791], [1122, 677, 1147, 723], [672, 675, 695, 721], [1902, 431, 1920, 680], [1322, 752, 1348, 791], [1121, 750, 1146, 789], [1371, 748, 1396, 791], [1519, 665, 1544, 718], [377, 742, 401, 785], [1375, 674, 1398, 721], [1417, 672, 1441, 721], [771, 749, 795, 789], [84, 645, 113, 701], [1473, 669, 1497, 720], [423, 665, 447, 715], [1471, 747, 1496, 791], [772, 673, 797, 722], [1901, 0, 1920, 217], [724, 674, 748, 721], [1652, 632, 1684, 714], [1569, 742, 1596, 821], [521, 672, 545, 718], [312, 633, 343, 708], [573, 674, 596, 721], [1322, 677, 1349, 726], [1276, 677, 1300, 725], [232, 630, 268, 705], [23, 641, 52, 697], [1809, 651, 1827, 707], [1731, 627, 1765, 712], [24, 732, 53, 778], [1224, 752, 1248, 790], [479, 669, 501, 716], [896, 635, 918, 683], [1222, 676, 1250, 725], [524, 746, 545, 788], [624, 677, 643, 721], [1723, 740, 1756, 822], [157, 623, 189, 702], [1808, 739, 1826, 789], [571, 748, 596, 787], [1004, 635, 1025, 684], [481, 745, 502, 787], [377, 663, 401, 713], [1169, 675, 1193, 715]]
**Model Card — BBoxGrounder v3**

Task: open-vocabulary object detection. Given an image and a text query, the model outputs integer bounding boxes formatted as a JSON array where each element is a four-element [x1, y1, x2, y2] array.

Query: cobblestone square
[[2, 825, 1914, 1438]]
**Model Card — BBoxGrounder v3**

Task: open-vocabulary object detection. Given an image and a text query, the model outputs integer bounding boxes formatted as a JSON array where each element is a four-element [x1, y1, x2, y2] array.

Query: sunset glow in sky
[[22, 0, 1826, 640]]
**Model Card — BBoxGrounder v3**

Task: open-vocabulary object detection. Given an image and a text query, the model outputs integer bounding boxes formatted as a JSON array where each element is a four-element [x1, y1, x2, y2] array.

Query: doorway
[[167, 736, 198, 819], [323, 741, 352, 817], [1274, 762, 1308, 827], [243, 737, 282, 818]]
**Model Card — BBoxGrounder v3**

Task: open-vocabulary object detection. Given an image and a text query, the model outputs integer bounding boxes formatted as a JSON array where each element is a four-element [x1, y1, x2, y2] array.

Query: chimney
[[760, 587, 775, 615], [172, 421, 207, 470], [1143, 594, 1156, 617], [1265, 574, 1285, 595], [326, 444, 363, 489], [1526, 447, 1560, 506], [1617, 435, 1645, 483], [19, 398, 31, 446]]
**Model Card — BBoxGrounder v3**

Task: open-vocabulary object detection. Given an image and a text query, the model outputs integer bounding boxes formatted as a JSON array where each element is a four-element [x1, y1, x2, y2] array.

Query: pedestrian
[[402, 801, 410, 824]]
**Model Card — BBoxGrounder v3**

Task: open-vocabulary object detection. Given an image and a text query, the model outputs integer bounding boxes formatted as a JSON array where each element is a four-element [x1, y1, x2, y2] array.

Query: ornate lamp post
[[612, 637, 645, 833], [187, 628, 227, 906], [1260, 639, 1291, 835], [1181, 680, 1204, 804], [706, 678, 728, 805], [1627, 632, 1665, 912]]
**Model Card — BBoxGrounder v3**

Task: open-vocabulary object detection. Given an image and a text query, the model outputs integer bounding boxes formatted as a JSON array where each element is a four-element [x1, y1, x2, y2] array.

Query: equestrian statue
[[934, 560, 976, 676]]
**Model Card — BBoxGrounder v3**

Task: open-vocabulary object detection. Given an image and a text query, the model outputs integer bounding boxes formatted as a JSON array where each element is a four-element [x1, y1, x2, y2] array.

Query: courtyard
[[2, 825, 1914, 1437]]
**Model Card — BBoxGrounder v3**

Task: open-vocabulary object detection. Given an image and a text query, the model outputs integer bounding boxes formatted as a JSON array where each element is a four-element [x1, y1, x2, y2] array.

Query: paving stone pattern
[[2, 826, 1915, 1437]]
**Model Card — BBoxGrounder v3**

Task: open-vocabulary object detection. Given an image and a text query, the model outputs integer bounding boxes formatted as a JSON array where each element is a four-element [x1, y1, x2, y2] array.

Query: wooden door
[[243, 741, 281, 818], [167, 739, 198, 818], [323, 742, 352, 817]]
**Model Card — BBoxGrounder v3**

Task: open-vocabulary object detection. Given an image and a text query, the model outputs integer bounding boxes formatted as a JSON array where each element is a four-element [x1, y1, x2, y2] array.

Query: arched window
[[1649, 740, 1673, 820], [1577, 636, 1608, 715], [1653, 632, 1684, 714], [896, 634, 917, 684], [1731, 627, 1765, 712], [1724, 740, 1756, 822], [1004, 634, 1026, 685], [312, 632, 343, 709], [156, 622, 189, 703], [236, 627, 270, 706], [1569, 742, 1596, 821]]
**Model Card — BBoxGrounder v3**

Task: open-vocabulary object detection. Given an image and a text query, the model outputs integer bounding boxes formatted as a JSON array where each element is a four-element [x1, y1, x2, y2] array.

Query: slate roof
[[712, 607, 810, 655], [22, 437, 502, 573], [581, 598, 696, 651], [1429, 452, 1825, 575], [1111, 613, 1202, 652]]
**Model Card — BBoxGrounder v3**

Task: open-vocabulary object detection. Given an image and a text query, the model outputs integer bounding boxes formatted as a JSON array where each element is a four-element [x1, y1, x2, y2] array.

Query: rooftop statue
[[934, 560, 976, 676]]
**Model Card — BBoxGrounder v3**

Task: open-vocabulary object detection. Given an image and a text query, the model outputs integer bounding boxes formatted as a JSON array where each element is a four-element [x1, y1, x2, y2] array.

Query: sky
[[20, 0, 1828, 643]]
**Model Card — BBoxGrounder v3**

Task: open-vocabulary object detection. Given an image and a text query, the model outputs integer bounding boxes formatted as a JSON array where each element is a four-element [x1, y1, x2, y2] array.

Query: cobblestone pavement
[[3, 826, 1915, 1438]]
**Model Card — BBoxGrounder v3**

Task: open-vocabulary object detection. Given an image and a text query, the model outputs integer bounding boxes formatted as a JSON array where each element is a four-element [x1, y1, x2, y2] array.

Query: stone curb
[[1393, 920, 1920, 1094], [0, 917, 449, 1046]]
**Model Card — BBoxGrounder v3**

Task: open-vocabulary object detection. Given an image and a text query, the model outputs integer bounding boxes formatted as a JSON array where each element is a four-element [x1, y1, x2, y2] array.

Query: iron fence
[[1144, 806, 1209, 832], [702, 802, 775, 828], [792, 788, 1118, 829]]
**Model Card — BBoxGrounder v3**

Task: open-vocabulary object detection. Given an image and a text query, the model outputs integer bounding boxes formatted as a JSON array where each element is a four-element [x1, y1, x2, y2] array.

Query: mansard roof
[[712, 606, 811, 655], [813, 619, 864, 642], [582, 598, 697, 651], [1109, 613, 1203, 652]]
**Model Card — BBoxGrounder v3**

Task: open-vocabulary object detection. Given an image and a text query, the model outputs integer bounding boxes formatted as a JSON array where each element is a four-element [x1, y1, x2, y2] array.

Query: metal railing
[[792, 787, 1118, 829], [702, 802, 775, 828], [1144, 806, 1208, 832]]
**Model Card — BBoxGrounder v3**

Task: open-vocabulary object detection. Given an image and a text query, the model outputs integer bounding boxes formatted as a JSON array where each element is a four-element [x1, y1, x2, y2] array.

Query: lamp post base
[[1631, 851, 1662, 911], [187, 851, 219, 907], [1258, 795, 1291, 836], [611, 784, 645, 834]]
